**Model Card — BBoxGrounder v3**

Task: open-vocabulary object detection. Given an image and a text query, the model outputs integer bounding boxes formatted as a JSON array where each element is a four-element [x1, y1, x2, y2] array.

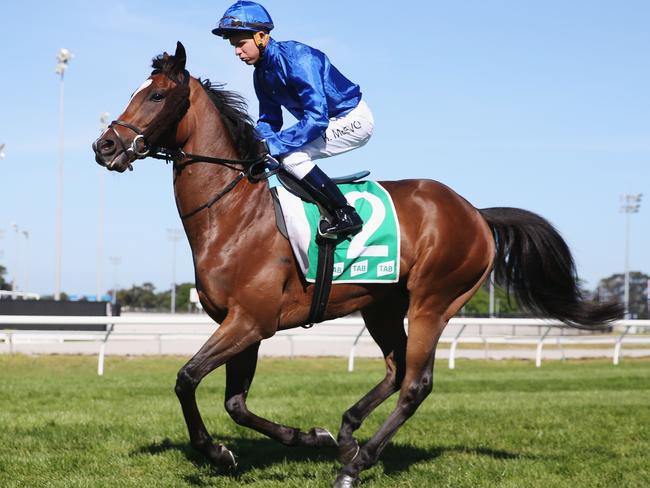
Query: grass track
[[0, 355, 648, 487]]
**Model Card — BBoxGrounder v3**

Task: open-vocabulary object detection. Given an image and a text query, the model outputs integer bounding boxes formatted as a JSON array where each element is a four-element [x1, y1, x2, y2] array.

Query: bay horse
[[92, 42, 621, 487]]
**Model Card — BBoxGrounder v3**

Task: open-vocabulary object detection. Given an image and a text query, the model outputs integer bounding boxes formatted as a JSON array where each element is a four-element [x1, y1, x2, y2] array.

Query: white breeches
[[281, 100, 374, 179]]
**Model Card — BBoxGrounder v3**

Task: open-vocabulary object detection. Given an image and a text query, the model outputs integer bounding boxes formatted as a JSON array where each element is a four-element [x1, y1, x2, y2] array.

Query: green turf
[[0, 355, 648, 487]]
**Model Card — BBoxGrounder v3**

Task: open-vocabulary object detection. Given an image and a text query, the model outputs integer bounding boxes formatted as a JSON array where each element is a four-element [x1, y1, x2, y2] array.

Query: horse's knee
[[224, 395, 249, 425], [175, 367, 199, 398]]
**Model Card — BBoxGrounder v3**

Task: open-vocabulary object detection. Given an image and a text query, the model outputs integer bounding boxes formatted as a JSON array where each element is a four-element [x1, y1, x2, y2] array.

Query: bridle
[[101, 68, 275, 220]]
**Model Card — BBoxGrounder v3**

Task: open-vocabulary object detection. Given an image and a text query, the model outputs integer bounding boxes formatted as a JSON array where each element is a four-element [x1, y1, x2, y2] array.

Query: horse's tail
[[479, 207, 623, 329]]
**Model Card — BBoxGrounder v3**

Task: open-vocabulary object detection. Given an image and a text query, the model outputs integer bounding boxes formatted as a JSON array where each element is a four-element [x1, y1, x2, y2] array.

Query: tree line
[[0, 265, 647, 317]]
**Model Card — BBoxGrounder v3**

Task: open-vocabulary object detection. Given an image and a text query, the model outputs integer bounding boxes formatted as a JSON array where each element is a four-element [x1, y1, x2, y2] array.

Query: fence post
[[557, 336, 565, 362], [535, 326, 552, 367], [97, 323, 114, 376], [448, 324, 467, 369], [613, 325, 631, 365], [348, 325, 367, 372]]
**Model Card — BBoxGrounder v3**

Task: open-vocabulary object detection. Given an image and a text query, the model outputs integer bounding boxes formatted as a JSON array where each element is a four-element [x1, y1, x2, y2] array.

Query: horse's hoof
[[337, 439, 360, 464], [309, 427, 338, 448], [333, 474, 357, 488], [206, 443, 237, 470]]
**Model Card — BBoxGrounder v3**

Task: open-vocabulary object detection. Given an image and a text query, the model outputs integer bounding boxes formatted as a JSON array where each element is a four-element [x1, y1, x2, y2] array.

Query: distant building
[[595, 272, 649, 319]]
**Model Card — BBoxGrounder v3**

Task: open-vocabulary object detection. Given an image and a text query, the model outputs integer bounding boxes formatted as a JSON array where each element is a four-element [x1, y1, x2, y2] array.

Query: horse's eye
[[150, 92, 165, 102]]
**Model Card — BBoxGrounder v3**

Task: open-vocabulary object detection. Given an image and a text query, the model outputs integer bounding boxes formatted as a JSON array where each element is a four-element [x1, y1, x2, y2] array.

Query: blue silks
[[254, 38, 362, 157]]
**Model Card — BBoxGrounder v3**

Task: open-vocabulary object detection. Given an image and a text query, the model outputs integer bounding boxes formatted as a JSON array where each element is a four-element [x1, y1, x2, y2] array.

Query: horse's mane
[[198, 79, 259, 161], [151, 55, 259, 162]]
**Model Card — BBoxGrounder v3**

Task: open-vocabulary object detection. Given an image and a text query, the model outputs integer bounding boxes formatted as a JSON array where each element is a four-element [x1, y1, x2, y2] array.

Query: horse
[[92, 42, 622, 487]]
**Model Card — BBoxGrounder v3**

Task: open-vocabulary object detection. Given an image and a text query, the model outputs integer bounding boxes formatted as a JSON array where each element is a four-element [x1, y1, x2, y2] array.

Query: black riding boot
[[300, 166, 363, 237]]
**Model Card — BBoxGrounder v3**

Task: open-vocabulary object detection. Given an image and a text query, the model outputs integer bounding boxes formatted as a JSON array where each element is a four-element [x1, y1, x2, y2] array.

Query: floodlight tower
[[96, 113, 110, 301], [22, 230, 30, 293], [54, 48, 73, 300], [11, 223, 19, 292], [620, 193, 642, 318], [167, 228, 183, 314], [109, 256, 122, 306]]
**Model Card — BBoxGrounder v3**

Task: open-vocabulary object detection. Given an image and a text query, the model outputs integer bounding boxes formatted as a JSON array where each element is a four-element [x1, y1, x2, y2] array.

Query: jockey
[[212, 1, 374, 237]]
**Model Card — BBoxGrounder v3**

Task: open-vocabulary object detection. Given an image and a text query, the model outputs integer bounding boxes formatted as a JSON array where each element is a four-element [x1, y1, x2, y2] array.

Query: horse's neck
[[173, 100, 272, 247]]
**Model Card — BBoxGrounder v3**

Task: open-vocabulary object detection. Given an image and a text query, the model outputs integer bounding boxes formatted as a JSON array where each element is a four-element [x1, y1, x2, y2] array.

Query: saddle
[[268, 164, 370, 327]]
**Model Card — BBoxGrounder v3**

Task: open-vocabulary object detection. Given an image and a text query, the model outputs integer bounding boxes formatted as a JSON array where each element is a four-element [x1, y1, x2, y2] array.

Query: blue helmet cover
[[212, 1, 274, 37]]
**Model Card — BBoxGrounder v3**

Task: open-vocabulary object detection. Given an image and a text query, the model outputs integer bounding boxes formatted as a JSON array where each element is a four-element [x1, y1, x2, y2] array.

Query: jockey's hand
[[263, 153, 281, 170], [257, 139, 270, 157]]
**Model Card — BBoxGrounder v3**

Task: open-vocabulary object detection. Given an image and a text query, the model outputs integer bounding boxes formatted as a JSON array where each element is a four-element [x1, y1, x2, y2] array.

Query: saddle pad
[[275, 181, 401, 283]]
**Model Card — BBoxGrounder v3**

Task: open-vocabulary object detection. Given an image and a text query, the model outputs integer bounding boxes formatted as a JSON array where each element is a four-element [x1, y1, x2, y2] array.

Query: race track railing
[[1, 315, 649, 375]]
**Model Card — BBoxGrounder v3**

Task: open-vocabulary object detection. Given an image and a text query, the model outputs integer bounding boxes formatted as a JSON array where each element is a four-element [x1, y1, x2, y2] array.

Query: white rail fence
[[1, 315, 649, 375]]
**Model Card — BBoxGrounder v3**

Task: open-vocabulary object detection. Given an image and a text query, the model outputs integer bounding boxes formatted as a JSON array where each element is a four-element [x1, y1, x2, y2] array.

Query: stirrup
[[317, 210, 363, 239]]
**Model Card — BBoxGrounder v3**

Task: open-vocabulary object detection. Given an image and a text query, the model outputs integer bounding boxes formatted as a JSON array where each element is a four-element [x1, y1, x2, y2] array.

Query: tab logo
[[351, 260, 368, 277], [377, 260, 395, 277], [333, 262, 344, 276]]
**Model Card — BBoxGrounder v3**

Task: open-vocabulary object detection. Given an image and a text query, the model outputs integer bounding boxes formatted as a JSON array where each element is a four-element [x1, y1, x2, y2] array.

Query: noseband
[[101, 68, 274, 219], [108, 120, 152, 163]]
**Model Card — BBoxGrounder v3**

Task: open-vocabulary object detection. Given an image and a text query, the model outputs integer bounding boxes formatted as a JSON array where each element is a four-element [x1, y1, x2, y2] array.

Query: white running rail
[[1, 316, 649, 375]]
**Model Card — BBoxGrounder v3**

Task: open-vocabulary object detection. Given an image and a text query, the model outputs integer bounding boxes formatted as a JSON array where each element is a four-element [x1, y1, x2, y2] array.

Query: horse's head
[[93, 41, 191, 172]]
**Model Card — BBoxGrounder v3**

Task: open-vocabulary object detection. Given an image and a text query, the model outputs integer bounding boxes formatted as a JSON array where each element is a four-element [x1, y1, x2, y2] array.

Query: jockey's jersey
[[253, 38, 362, 157]]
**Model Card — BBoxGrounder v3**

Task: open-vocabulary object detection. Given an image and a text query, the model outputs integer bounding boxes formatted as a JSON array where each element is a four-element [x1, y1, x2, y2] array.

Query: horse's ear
[[171, 41, 187, 75]]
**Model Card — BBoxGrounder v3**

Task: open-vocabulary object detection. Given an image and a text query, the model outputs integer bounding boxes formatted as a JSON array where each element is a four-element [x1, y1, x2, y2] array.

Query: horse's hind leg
[[224, 342, 337, 448], [334, 307, 442, 487], [334, 246, 493, 486], [337, 290, 408, 464]]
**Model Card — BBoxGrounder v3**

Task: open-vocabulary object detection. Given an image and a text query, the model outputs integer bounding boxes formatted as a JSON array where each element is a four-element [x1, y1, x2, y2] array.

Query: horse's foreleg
[[224, 342, 337, 448], [337, 295, 408, 464], [174, 314, 267, 469], [334, 310, 442, 488]]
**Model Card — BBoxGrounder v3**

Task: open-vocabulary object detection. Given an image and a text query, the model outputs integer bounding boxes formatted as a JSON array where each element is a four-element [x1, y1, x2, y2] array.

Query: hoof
[[333, 474, 357, 488], [309, 427, 338, 448], [205, 443, 237, 470], [337, 439, 360, 464]]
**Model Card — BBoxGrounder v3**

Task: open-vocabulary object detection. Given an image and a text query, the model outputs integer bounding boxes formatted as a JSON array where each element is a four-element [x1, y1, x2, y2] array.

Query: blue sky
[[1, 0, 648, 297]]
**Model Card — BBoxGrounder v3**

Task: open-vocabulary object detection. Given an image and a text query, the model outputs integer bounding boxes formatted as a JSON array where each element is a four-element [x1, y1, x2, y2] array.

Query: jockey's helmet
[[212, 1, 274, 38]]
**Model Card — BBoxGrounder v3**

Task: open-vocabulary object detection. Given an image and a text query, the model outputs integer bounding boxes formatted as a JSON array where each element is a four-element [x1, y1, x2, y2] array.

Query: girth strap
[[304, 235, 337, 328]]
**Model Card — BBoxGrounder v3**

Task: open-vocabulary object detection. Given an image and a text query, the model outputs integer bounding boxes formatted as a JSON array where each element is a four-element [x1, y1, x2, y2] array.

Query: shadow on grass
[[380, 443, 527, 475], [134, 436, 528, 484]]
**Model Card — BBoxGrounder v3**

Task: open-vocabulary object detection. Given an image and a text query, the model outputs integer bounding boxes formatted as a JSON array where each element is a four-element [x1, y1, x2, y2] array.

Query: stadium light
[[22, 230, 30, 293], [96, 113, 109, 301], [620, 193, 642, 318], [55, 48, 73, 301], [167, 228, 183, 314], [11, 223, 19, 292], [109, 256, 121, 306]]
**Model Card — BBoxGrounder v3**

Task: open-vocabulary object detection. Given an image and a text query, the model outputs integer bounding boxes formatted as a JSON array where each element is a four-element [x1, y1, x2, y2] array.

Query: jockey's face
[[228, 32, 262, 65]]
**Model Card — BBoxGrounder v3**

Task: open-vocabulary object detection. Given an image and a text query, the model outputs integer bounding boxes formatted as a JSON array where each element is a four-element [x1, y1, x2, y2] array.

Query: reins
[[107, 69, 276, 220]]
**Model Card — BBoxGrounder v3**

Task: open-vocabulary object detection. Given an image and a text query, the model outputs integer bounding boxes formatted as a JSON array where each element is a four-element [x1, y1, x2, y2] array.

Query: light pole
[[54, 48, 73, 301], [488, 271, 495, 317], [167, 228, 182, 313], [620, 193, 642, 318], [96, 112, 109, 301], [109, 256, 121, 306], [22, 230, 30, 293], [0, 228, 4, 264], [11, 223, 19, 292]]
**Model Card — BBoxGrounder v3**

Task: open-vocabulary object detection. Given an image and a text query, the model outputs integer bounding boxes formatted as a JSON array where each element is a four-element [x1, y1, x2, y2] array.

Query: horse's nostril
[[99, 139, 115, 155]]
